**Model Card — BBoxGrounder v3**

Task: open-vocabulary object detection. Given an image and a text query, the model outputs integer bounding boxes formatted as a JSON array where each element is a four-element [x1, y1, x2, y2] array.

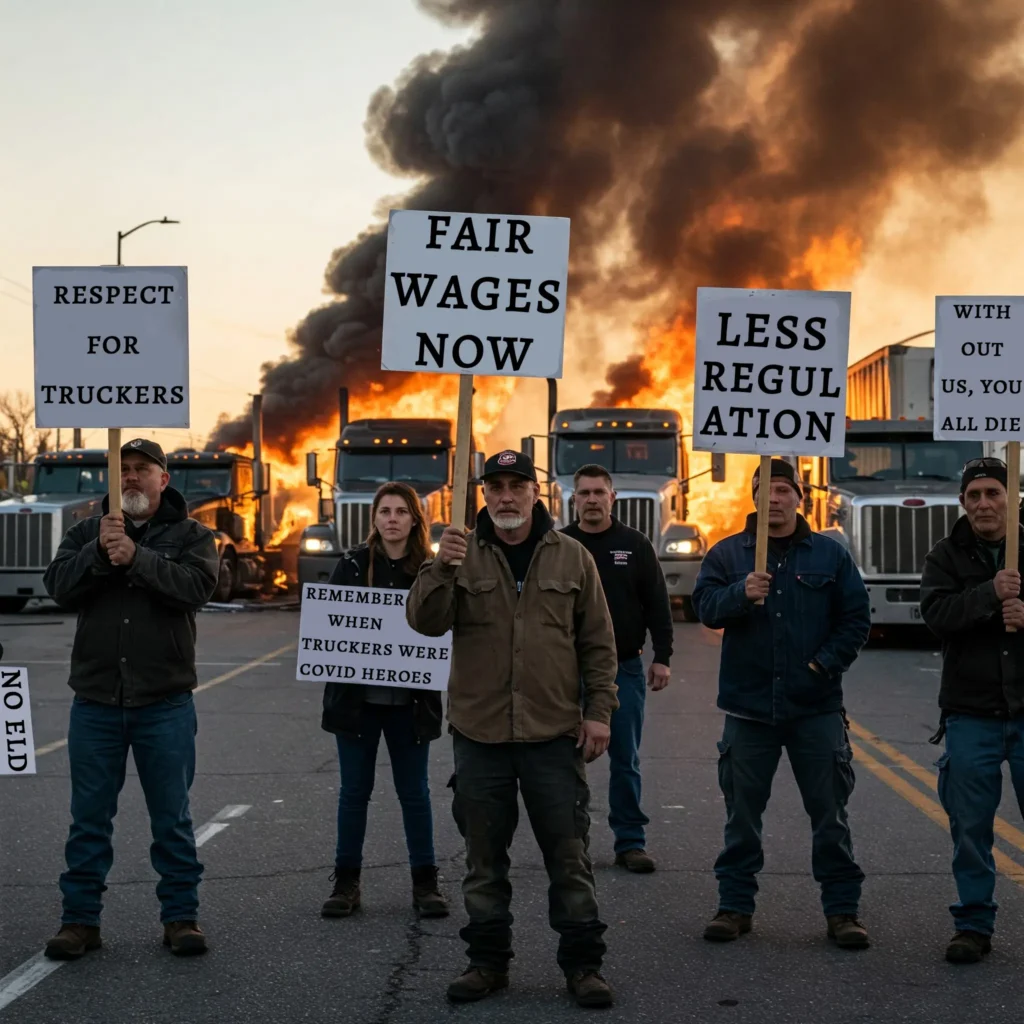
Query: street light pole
[[116, 216, 180, 266]]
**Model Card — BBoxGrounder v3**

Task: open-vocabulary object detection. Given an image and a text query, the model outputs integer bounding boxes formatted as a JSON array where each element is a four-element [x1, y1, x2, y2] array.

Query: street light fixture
[[116, 216, 180, 266]]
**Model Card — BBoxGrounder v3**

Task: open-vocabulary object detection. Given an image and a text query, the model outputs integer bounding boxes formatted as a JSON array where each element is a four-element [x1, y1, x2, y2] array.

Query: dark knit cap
[[960, 458, 1007, 495], [751, 458, 802, 499]]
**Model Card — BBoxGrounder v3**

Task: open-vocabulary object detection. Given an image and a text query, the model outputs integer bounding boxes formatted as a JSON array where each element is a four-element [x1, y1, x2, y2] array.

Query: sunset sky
[[4, 1, 1024, 460]]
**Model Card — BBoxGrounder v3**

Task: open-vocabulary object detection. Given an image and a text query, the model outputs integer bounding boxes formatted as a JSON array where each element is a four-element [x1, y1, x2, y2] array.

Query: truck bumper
[[298, 554, 343, 586], [660, 559, 702, 597], [865, 582, 924, 625], [0, 571, 47, 599]]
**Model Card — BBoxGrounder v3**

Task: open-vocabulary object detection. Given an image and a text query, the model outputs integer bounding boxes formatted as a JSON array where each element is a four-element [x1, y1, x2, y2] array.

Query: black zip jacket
[[921, 516, 1024, 719], [320, 545, 443, 742], [561, 517, 673, 666], [42, 488, 219, 706]]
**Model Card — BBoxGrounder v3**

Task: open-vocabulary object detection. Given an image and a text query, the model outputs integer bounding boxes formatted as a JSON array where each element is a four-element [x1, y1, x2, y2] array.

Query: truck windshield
[[338, 451, 449, 486], [556, 435, 677, 477], [33, 465, 108, 494], [830, 440, 984, 482], [169, 467, 232, 497]]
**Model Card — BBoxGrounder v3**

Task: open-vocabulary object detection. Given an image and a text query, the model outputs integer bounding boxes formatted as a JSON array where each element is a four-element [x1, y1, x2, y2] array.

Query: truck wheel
[[0, 597, 29, 614], [673, 597, 698, 623], [212, 554, 236, 603]]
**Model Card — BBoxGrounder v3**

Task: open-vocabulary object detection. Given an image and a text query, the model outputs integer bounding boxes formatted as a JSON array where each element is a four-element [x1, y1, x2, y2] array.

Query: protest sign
[[382, 210, 571, 557], [295, 583, 451, 691], [33, 266, 190, 514], [692, 287, 852, 592], [1, 667, 37, 776], [935, 295, 1024, 631]]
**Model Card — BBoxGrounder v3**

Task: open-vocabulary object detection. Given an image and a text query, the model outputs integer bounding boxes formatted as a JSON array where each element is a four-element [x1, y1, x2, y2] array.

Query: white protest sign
[[1, 667, 37, 776], [692, 287, 851, 457], [381, 211, 570, 379], [32, 266, 189, 429], [934, 296, 1024, 440], [296, 583, 450, 691]]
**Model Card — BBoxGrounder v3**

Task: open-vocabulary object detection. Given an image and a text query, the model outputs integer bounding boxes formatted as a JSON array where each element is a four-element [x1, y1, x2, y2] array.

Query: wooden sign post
[[381, 210, 572, 562], [753, 453, 773, 604], [108, 428, 123, 514], [935, 295, 1024, 633]]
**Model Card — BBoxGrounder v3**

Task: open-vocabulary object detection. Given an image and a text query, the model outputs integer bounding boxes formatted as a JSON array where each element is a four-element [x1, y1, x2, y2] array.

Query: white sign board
[[692, 287, 852, 457], [296, 583, 450, 691], [934, 296, 1024, 440], [33, 266, 189, 429], [381, 211, 570, 378], [2, 667, 37, 776]]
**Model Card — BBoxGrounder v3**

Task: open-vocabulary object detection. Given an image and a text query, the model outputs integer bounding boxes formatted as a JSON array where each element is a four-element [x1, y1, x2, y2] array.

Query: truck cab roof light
[[626, 421, 633, 428], [374, 438, 381, 444]]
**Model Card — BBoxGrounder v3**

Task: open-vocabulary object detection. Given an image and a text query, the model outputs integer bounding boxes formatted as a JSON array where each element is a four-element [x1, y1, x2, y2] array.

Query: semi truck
[[794, 343, 986, 625], [298, 389, 484, 585]]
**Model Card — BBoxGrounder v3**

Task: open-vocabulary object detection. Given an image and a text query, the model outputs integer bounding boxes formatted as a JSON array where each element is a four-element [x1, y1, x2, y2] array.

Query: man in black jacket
[[921, 456, 1024, 965], [41, 439, 218, 961], [562, 463, 673, 873]]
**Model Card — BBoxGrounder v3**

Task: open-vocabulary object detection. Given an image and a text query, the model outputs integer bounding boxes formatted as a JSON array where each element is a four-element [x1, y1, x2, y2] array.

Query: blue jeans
[[935, 713, 1024, 936], [335, 703, 435, 869], [61, 693, 201, 926], [608, 657, 649, 854], [714, 712, 863, 916]]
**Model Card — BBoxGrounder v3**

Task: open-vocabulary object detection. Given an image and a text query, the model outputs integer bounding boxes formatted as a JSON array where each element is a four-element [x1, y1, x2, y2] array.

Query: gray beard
[[121, 490, 150, 518], [494, 512, 527, 531]]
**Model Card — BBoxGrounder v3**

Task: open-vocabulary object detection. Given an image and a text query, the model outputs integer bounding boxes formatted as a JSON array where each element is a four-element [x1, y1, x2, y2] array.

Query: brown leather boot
[[44, 924, 101, 961], [614, 849, 656, 873], [946, 930, 991, 964], [566, 970, 614, 1008], [703, 911, 752, 942], [446, 967, 509, 1003], [163, 920, 208, 956], [411, 865, 449, 918], [322, 868, 361, 918], [827, 914, 870, 949]]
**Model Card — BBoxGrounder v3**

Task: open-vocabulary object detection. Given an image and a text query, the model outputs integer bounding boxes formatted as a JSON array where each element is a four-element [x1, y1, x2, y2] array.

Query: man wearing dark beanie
[[920, 456, 1024, 965], [691, 458, 871, 949]]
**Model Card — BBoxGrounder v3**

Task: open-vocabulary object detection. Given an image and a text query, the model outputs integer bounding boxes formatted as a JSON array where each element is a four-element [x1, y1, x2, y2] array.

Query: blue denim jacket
[[691, 514, 870, 724]]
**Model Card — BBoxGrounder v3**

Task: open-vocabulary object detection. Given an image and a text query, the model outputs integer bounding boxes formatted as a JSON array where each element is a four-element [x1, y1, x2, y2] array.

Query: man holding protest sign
[[692, 460, 871, 948], [41, 439, 218, 959], [407, 449, 619, 1008]]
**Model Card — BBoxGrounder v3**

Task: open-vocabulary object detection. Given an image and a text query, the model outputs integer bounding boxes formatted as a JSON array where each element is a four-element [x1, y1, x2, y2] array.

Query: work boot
[[322, 868, 361, 918], [566, 970, 614, 1008], [162, 921, 208, 956], [446, 967, 509, 1003], [614, 849, 656, 873], [411, 865, 449, 918], [946, 930, 992, 964], [827, 914, 870, 949], [703, 911, 752, 942], [44, 924, 101, 961]]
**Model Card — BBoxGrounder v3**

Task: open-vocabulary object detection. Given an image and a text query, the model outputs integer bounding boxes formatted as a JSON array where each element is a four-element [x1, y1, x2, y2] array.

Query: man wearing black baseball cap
[[408, 449, 620, 1007], [921, 456, 1024, 964], [42, 438, 219, 960]]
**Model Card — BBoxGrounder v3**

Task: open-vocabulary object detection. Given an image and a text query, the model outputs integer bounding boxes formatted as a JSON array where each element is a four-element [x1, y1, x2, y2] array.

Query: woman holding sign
[[319, 482, 447, 919]]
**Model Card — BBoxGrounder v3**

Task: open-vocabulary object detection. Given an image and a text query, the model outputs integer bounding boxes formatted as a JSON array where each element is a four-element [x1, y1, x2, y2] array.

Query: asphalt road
[[2, 605, 1024, 1024]]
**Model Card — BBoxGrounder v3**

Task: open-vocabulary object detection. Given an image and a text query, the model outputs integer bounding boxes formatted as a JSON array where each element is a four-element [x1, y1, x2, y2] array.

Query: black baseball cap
[[960, 457, 1007, 494], [482, 449, 537, 482], [120, 437, 167, 471], [751, 458, 802, 498]]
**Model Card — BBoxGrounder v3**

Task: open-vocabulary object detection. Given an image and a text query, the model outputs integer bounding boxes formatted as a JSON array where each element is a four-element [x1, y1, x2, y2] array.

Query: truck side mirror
[[306, 452, 318, 488], [471, 451, 485, 482], [520, 436, 535, 461], [711, 452, 726, 483]]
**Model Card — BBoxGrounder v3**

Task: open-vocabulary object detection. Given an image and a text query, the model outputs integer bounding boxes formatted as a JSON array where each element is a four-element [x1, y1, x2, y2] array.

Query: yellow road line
[[848, 717, 1024, 856], [850, 739, 1024, 886], [33, 642, 296, 758]]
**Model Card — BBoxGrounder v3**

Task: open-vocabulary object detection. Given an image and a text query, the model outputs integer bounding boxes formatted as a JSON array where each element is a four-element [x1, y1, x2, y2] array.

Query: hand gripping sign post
[[1, 667, 37, 776], [381, 211, 570, 562], [32, 267, 190, 513], [935, 295, 1024, 632], [692, 288, 852, 597]]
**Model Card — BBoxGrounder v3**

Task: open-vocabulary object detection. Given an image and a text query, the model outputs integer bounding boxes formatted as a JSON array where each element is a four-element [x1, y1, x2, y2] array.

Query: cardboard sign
[[32, 266, 189, 429], [692, 287, 852, 457], [1, 667, 36, 776], [296, 583, 451, 691], [934, 296, 1024, 440], [381, 211, 570, 379]]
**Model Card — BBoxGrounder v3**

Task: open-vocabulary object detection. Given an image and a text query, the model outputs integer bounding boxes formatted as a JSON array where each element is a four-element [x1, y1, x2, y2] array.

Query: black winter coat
[[320, 545, 444, 742], [42, 488, 219, 706], [920, 516, 1024, 718]]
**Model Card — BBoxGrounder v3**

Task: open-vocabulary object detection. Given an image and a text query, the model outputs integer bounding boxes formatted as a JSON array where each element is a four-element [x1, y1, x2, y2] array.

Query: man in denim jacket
[[692, 459, 871, 949]]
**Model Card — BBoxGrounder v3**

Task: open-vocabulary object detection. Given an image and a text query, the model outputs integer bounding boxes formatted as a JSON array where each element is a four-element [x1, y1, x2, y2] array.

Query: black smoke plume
[[210, 0, 1024, 455]]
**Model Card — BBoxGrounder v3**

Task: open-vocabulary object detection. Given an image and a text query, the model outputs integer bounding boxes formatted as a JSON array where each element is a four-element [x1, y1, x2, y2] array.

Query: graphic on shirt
[[612, 550, 631, 566]]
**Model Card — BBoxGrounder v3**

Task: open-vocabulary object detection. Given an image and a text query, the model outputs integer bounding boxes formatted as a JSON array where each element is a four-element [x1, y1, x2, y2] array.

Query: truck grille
[[337, 503, 373, 551], [568, 496, 657, 542], [858, 503, 962, 576], [0, 511, 53, 569]]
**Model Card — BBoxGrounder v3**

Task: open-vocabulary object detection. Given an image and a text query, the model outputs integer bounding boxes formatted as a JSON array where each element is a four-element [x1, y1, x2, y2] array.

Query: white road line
[[0, 803, 250, 1016]]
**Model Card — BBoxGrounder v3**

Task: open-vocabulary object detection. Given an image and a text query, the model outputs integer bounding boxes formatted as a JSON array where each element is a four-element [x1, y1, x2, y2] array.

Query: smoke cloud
[[210, 0, 1024, 454]]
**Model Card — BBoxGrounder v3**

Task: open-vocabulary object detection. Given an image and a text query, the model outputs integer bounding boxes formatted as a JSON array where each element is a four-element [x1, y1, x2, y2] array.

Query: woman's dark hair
[[365, 482, 430, 585]]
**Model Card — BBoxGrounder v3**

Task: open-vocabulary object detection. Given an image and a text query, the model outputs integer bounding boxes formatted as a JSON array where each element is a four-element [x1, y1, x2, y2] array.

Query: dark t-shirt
[[768, 531, 797, 561], [495, 536, 540, 594]]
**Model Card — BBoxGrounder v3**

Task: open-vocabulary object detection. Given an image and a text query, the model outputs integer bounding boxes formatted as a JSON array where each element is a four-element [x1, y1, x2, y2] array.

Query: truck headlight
[[665, 539, 697, 555], [302, 537, 337, 553]]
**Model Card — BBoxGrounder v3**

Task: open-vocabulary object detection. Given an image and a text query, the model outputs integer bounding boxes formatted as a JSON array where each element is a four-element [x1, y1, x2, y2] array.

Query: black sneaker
[[946, 930, 992, 964], [321, 868, 361, 917]]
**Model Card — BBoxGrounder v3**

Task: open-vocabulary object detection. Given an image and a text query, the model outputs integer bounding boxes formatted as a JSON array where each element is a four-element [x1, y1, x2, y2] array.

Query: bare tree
[[0, 391, 52, 491]]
